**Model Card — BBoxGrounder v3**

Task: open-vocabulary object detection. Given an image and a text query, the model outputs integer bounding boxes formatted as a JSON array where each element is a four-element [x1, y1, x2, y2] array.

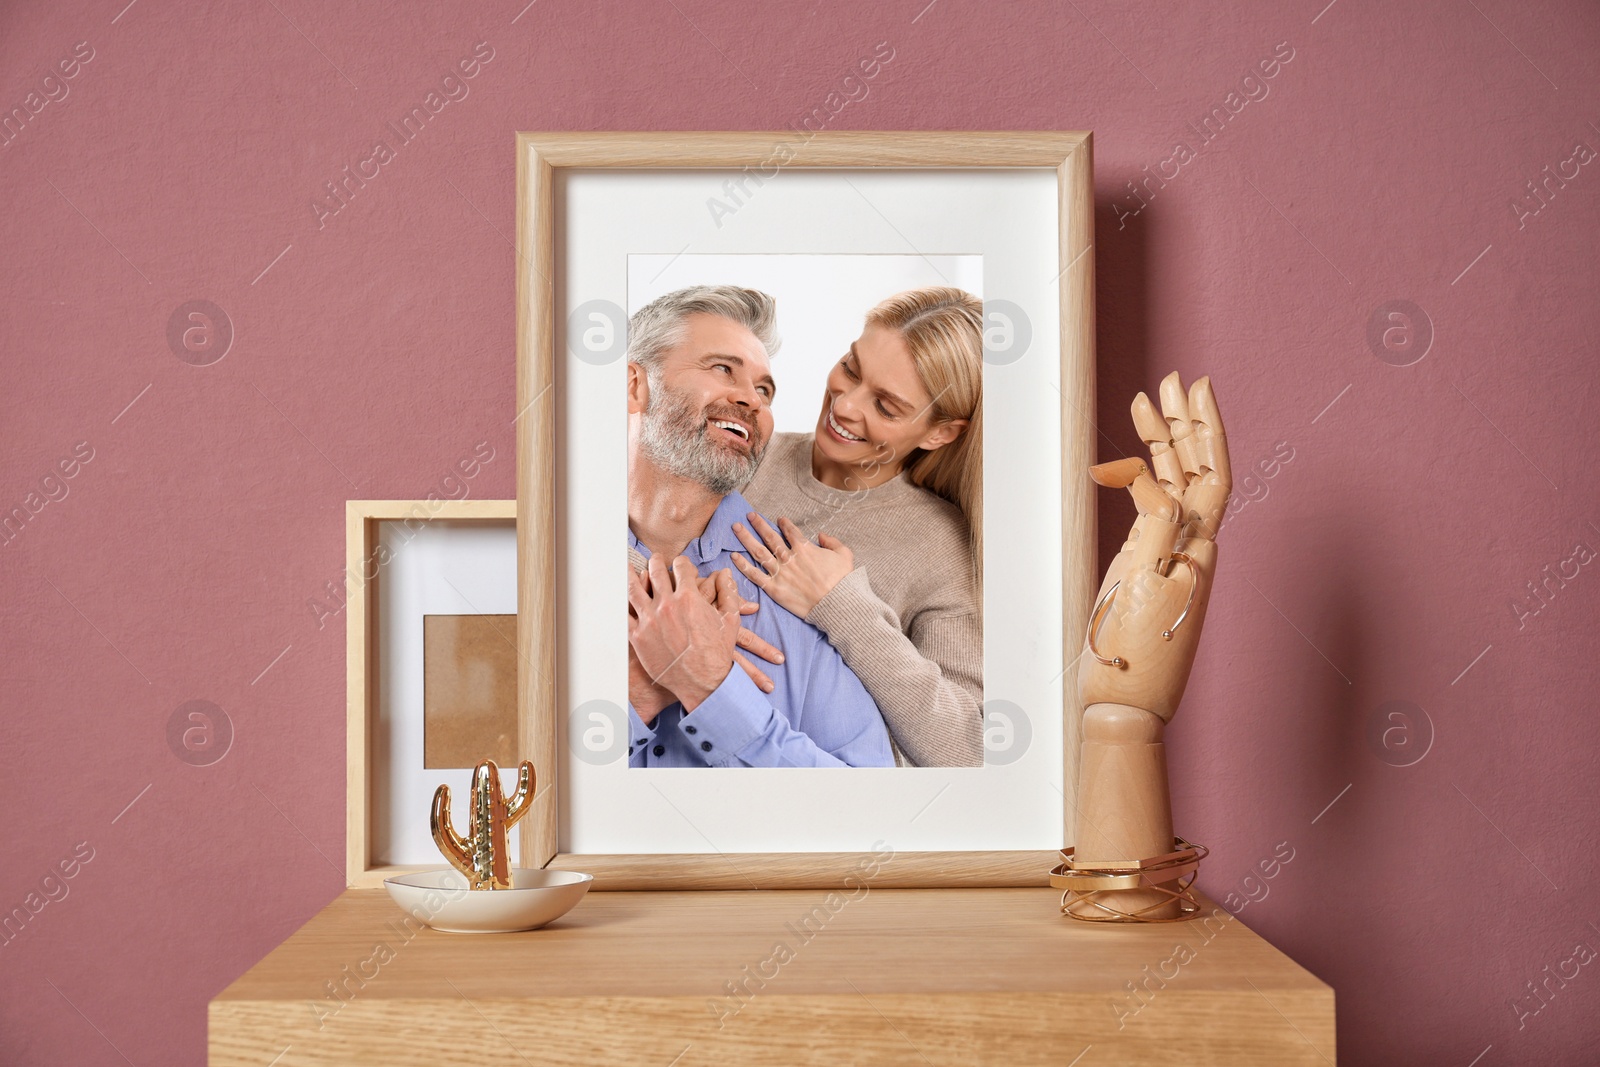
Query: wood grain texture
[[1060, 134, 1097, 849], [512, 132, 1100, 888], [515, 139, 560, 872], [551, 850, 1057, 890], [349, 851, 1054, 892], [345, 499, 517, 886], [517, 130, 1089, 168], [344, 501, 369, 886], [210, 887, 1334, 1066]]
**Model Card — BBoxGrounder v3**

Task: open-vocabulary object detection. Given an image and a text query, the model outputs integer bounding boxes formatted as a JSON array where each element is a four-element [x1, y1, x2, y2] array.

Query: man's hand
[[628, 559, 783, 702], [628, 639, 676, 726], [628, 555, 742, 712], [695, 570, 782, 694]]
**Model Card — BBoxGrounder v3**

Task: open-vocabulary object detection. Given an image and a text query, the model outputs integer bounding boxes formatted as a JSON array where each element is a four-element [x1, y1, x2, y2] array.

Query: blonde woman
[[735, 287, 983, 767]]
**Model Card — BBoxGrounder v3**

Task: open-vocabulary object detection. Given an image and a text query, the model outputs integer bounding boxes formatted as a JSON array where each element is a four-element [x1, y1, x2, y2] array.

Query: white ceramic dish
[[383, 868, 593, 934]]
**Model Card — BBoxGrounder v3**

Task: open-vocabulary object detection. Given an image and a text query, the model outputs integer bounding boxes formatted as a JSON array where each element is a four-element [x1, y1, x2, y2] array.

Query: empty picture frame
[[345, 499, 518, 887]]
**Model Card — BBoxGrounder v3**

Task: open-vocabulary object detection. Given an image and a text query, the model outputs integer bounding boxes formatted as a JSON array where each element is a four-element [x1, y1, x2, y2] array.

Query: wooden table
[[210, 887, 1334, 1065]]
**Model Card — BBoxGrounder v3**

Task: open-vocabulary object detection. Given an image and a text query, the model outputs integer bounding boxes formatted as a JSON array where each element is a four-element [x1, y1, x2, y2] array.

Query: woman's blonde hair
[[864, 287, 983, 580]]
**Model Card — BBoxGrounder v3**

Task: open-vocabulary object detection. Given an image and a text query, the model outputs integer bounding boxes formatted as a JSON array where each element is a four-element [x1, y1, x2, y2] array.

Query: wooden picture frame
[[515, 132, 1096, 889], [345, 498, 517, 888]]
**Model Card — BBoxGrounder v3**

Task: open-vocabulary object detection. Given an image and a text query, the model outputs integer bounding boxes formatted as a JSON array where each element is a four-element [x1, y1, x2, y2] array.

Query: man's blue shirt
[[627, 491, 893, 767]]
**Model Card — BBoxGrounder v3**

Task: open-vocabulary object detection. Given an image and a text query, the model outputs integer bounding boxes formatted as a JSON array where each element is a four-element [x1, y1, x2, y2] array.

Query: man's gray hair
[[627, 285, 781, 375]]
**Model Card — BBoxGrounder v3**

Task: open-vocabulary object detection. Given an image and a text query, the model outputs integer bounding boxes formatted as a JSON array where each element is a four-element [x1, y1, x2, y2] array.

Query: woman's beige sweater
[[742, 432, 983, 767]]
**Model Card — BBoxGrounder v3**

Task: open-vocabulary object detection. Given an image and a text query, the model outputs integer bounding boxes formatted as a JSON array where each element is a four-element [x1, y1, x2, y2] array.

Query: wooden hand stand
[[1064, 373, 1230, 921]]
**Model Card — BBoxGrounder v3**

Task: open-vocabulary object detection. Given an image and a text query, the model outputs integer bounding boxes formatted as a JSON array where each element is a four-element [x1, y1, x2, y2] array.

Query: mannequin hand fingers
[[1129, 509, 1182, 572], [1129, 472, 1181, 523], [1181, 483, 1230, 543], [1132, 390, 1187, 498], [1089, 456, 1148, 488], [1186, 376, 1231, 488]]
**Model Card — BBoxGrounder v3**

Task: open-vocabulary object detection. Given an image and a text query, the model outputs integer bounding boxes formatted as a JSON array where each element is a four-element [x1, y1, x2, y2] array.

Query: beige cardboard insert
[[423, 614, 518, 769]]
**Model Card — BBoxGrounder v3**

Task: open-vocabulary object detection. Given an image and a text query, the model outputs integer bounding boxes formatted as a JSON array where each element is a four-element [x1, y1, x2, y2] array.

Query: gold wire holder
[[1050, 838, 1209, 922], [1087, 552, 1199, 669]]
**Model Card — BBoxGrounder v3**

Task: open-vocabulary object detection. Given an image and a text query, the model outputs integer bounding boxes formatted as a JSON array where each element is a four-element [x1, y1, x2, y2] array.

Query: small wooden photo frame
[[345, 499, 518, 887]]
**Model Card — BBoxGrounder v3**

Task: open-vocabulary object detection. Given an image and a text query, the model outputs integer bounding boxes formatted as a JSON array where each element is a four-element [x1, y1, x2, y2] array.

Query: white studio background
[[373, 519, 519, 866], [556, 167, 1065, 855], [627, 253, 983, 435]]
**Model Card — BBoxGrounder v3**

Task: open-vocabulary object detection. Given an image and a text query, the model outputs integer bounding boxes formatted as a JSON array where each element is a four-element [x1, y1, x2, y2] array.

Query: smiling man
[[624, 285, 893, 768]]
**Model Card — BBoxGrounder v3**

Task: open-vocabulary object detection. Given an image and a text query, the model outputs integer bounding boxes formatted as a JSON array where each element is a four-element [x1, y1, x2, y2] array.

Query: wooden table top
[[210, 886, 1335, 1066]]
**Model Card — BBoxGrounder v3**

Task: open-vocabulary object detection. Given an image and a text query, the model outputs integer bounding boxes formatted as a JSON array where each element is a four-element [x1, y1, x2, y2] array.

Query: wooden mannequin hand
[[730, 513, 855, 618], [1078, 373, 1230, 723]]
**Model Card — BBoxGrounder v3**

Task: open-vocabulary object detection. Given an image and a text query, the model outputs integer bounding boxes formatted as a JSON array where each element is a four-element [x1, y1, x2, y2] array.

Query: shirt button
[[700, 740, 713, 752], [684, 725, 697, 735], [627, 746, 634, 756], [653, 745, 665, 757]]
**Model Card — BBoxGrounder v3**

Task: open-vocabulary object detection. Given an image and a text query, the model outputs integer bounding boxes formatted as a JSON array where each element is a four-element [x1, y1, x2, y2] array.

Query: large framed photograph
[[515, 133, 1095, 888]]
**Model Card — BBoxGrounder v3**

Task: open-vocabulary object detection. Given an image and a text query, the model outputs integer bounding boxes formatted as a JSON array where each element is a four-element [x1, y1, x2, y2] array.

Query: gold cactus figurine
[[430, 759, 534, 891]]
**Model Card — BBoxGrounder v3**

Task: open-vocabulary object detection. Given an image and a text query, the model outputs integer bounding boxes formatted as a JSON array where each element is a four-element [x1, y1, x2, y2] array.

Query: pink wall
[[3, 1, 1597, 1063]]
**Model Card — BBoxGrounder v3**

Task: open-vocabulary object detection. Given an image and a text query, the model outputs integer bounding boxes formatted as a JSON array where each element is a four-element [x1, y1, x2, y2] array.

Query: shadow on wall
[[1295, 528, 1370, 783], [1253, 517, 1416, 1059], [1092, 184, 1154, 576]]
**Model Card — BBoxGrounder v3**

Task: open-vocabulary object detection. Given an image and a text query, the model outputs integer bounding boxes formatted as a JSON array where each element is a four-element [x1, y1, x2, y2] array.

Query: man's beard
[[637, 382, 767, 495]]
